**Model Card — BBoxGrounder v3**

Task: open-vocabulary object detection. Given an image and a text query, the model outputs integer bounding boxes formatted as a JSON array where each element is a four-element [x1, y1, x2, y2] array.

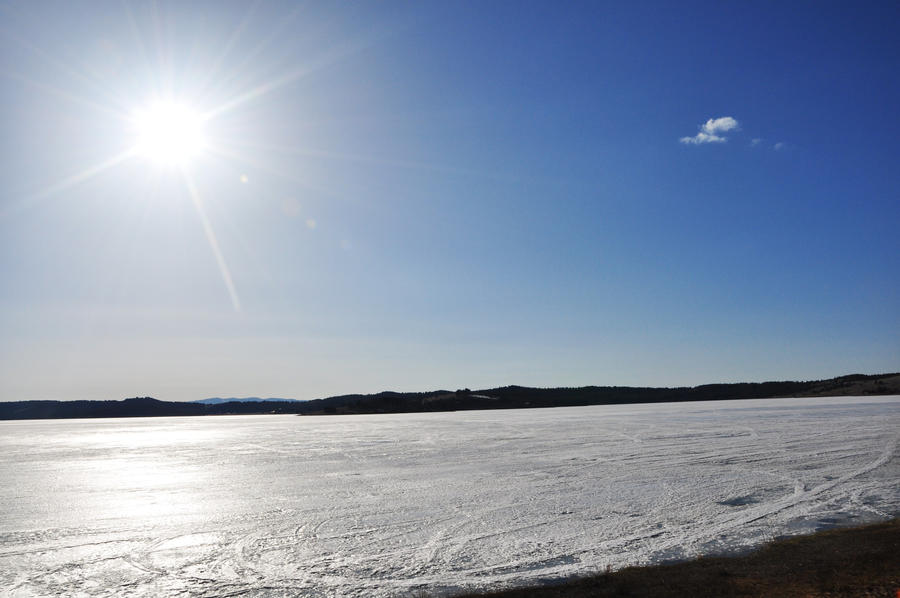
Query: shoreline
[[439, 518, 900, 598], [3, 373, 897, 420]]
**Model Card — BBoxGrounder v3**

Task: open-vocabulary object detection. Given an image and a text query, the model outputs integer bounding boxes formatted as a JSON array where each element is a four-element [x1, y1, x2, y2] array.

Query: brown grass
[[442, 519, 900, 598]]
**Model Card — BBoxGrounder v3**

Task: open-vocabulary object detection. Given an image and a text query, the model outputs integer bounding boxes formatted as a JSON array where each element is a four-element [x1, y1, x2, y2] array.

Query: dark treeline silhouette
[[1, 373, 897, 420]]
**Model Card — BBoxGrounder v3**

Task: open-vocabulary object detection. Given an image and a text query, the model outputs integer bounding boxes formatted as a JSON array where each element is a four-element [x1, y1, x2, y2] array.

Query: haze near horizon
[[1, 1, 897, 402]]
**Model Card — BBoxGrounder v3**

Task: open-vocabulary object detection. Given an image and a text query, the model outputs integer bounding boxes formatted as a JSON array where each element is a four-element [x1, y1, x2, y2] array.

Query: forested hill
[[1, 372, 898, 420]]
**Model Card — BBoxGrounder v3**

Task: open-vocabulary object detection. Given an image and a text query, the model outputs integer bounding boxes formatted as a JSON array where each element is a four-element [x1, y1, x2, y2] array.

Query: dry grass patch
[[445, 518, 900, 598]]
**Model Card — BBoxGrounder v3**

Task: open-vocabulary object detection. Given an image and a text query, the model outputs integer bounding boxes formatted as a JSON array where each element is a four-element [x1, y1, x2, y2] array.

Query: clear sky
[[1, 1, 897, 402]]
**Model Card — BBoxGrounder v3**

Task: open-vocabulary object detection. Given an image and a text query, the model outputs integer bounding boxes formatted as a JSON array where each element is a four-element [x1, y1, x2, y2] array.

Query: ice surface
[[1, 396, 898, 597]]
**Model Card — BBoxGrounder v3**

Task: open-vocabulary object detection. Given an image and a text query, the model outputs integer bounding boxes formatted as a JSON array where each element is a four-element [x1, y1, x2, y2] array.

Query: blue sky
[[1, 1, 897, 401]]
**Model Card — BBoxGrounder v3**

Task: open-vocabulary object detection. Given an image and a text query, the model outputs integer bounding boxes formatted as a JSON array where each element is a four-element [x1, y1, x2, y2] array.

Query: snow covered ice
[[1, 396, 898, 597]]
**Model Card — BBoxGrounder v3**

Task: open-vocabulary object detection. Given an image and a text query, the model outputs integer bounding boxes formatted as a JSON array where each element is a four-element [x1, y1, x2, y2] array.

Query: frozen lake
[[1, 396, 898, 597]]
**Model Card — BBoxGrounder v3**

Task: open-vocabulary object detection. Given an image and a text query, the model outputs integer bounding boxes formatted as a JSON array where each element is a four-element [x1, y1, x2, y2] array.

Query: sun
[[132, 101, 208, 166]]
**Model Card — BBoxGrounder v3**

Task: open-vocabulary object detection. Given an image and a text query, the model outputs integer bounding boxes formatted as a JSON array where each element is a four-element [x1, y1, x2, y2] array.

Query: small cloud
[[702, 116, 739, 135], [751, 138, 763, 147], [680, 116, 740, 144], [773, 142, 785, 151], [240, 174, 249, 184], [305, 218, 317, 229], [681, 131, 726, 144]]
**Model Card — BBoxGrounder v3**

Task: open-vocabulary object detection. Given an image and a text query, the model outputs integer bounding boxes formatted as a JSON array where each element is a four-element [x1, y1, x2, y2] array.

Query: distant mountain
[[1, 372, 897, 420], [194, 397, 302, 404]]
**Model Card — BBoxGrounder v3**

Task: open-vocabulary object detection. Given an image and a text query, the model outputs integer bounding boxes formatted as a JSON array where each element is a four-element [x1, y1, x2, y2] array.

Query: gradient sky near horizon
[[1, 1, 898, 402]]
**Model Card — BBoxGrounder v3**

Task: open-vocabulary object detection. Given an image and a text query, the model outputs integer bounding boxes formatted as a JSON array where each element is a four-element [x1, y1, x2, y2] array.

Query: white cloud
[[680, 131, 726, 144], [751, 138, 762, 146], [701, 116, 739, 135], [680, 116, 740, 145], [774, 142, 785, 150]]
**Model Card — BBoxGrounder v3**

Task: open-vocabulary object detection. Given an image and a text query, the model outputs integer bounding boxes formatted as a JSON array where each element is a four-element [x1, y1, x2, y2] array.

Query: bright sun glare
[[132, 101, 207, 166]]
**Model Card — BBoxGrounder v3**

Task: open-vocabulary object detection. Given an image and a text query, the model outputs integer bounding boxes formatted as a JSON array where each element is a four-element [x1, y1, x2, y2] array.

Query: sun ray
[[204, 30, 384, 121], [149, 2, 173, 94], [194, 0, 286, 104], [0, 18, 135, 115], [197, 3, 305, 106], [194, 0, 263, 95], [121, 0, 157, 90], [181, 170, 242, 312], [2, 148, 138, 219], [2, 68, 132, 123]]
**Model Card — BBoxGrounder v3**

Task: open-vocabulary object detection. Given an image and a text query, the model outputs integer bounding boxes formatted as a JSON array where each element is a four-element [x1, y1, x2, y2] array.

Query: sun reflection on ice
[[62, 425, 218, 523]]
